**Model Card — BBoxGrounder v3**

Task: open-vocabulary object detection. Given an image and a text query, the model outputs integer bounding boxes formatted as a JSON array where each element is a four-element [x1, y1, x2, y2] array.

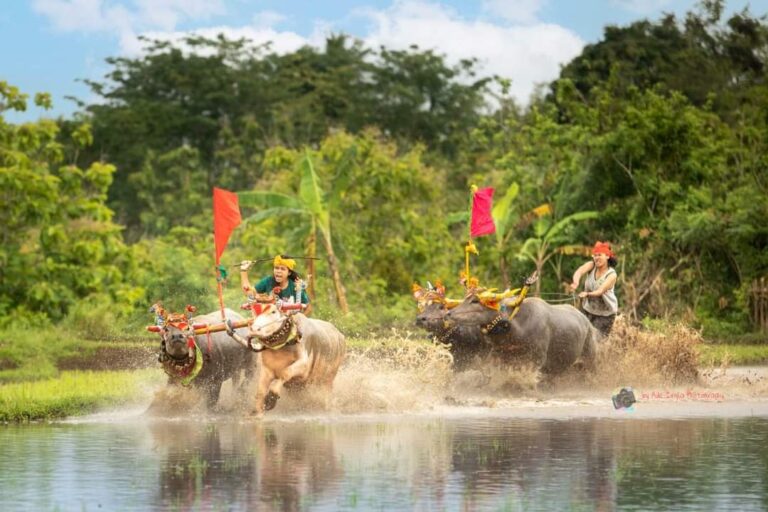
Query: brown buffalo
[[227, 304, 346, 416]]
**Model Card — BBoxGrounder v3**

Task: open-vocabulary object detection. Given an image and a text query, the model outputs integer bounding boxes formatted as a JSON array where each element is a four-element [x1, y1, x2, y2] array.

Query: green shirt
[[254, 276, 310, 304]]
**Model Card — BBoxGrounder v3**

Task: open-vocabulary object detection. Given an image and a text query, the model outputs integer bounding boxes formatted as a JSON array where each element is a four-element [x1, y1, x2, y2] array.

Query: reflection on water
[[1, 414, 767, 511]]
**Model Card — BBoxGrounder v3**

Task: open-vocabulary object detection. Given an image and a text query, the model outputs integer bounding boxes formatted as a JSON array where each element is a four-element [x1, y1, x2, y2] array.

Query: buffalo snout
[[168, 333, 186, 344]]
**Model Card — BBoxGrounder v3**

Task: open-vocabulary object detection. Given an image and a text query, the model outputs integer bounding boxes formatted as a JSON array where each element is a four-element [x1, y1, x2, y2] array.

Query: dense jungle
[[1, 0, 767, 396]]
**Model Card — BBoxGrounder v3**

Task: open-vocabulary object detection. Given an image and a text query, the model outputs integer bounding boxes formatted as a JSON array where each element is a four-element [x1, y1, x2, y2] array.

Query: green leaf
[[237, 191, 302, 210], [492, 181, 519, 245], [299, 153, 330, 237], [446, 211, 470, 225], [242, 207, 308, 225], [543, 211, 598, 243]]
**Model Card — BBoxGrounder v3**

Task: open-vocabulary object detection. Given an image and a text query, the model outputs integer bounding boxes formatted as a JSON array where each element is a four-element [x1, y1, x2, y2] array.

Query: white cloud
[[32, 0, 224, 34], [358, 0, 584, 105], [481, 0, 548, 24], [32, 0, 134, 32], [134, 0, 224, 31]]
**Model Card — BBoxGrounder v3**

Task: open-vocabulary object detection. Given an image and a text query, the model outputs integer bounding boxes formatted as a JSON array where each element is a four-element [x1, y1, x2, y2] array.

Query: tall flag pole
[[212, 187, 242, 319], [465, 184, 496, 290]]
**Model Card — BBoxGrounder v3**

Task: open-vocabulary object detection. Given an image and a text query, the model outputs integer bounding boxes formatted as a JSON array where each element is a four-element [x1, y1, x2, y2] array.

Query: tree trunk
[[499, 254, 509, 288], [535, 259, 544, 296], [321, 232, 349, 314], [306, 223, 317, 301]]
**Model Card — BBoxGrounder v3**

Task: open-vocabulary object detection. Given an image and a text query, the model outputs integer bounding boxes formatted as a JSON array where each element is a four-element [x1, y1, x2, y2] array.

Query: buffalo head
[[162, 313, 195, 360]]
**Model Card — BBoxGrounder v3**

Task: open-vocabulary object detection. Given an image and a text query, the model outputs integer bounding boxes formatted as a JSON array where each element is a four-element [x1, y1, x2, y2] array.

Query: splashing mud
[[594, 316, 701, 386], [132, 320, 766, 421]]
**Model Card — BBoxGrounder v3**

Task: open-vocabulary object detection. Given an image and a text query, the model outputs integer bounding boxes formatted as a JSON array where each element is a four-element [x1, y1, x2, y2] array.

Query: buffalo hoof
[[264, 391, 280, 411]]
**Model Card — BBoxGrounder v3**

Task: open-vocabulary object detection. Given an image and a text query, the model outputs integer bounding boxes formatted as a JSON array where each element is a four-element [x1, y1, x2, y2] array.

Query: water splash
[[90, 322, 767, 422]]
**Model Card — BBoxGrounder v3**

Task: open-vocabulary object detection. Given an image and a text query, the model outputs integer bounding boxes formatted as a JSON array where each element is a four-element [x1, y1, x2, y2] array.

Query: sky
[[2, 0, 766, 121]]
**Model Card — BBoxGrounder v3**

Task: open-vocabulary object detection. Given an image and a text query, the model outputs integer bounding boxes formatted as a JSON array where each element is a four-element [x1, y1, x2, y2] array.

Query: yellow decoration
[[465, 242, 478, 255], [273, 255, 296, 270]]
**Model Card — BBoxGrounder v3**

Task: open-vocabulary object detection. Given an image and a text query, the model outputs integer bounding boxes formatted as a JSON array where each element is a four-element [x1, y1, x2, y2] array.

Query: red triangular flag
[[213, 187, 241, 265], [470, 187, 496, 237]]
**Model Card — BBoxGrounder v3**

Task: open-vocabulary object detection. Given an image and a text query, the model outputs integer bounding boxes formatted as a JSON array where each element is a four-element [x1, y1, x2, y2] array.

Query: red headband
[[592, 241, 614, 257]]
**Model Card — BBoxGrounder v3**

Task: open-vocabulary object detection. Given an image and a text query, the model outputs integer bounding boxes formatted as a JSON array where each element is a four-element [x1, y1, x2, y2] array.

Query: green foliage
[[555, 1, 768, 116], [131, 227, 218, 315], [80, 35, 490, 235], [243, 130, 457, 304], [0, 369, 161, 421], [3, 0, 767, 349], [0, 325, 82, 383], [0, 84, 137, 321], [698, 344, 768, 366]]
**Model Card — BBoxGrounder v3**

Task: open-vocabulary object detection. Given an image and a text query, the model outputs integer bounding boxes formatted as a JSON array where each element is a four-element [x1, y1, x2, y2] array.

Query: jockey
[[239, 255, 312, 315]]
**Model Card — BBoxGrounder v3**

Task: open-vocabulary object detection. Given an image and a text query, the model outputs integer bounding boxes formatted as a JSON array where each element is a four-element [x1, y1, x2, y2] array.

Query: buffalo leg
[[253, 364, 276, 416], [269, 351, 310, 398]]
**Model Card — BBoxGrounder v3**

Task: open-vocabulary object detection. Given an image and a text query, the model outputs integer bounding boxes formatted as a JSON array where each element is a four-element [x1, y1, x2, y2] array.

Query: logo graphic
[[612, 387, 637, 411]]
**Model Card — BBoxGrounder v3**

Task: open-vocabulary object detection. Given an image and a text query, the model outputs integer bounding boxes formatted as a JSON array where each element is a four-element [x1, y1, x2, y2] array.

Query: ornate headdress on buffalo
[[412, 280, 463, 311]]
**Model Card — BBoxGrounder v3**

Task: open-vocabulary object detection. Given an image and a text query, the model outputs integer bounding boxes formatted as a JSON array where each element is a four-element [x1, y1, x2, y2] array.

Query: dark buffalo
[[445, 295, 598, 375], [413, 283, 489, 370], [156, 307, 255, 409]]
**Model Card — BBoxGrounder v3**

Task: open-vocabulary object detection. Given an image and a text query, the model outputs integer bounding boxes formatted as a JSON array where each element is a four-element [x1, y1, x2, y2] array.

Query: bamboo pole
[[193, 318, 252, 335]]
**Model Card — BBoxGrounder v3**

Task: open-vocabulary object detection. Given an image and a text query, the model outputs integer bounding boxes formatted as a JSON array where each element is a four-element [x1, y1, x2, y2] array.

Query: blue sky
[[2, 0, 766, 121]]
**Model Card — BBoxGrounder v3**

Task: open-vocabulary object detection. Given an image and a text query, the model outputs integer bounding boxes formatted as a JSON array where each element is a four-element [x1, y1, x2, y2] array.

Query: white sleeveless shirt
[[583, 267, 618, 316]]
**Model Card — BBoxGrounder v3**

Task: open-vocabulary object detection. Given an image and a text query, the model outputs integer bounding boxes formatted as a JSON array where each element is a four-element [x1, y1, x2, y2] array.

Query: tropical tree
[[517, 205, 598, 295], [238, 153, 349, 314], [490, 182, 520, 284], [0, 82, 137, 320]]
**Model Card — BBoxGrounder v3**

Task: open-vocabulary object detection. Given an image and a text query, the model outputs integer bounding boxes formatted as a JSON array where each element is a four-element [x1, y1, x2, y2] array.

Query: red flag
[[213, 187, 241, 265], [470, 187, 496, 237]]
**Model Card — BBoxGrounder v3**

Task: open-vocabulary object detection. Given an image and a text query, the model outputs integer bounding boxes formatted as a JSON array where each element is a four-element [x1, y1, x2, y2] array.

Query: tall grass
[[0, 326, 89, 383], [0, 369, 162, 422], [697, 344, 768, 366]]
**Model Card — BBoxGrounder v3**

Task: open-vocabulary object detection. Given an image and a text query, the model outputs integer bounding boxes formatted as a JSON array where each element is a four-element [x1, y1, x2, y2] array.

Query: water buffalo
[[445, 295, 598, 375], [413, 284, 488, 370], [413, 280, 534, 370], [227, 304, 346, 416], [156, 307, 255, 409]]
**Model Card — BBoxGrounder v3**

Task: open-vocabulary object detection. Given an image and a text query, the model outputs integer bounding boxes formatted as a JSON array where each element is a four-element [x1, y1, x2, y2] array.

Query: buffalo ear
[[412, 283, 425, 300]]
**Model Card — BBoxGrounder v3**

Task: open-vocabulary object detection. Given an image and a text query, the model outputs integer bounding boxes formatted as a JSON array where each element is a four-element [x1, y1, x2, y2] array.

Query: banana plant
[[491, 182, 520, 285], [237, 153, 349, 314], [517, 206, 598, 295]]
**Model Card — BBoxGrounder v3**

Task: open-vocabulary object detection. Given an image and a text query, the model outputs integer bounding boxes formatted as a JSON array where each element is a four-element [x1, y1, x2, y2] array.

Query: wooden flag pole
[[465, 185, 478, 289]]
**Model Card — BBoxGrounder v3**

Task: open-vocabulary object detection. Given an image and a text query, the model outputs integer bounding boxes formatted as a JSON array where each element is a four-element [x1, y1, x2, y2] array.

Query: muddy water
[[2, 342, 768, 511]]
